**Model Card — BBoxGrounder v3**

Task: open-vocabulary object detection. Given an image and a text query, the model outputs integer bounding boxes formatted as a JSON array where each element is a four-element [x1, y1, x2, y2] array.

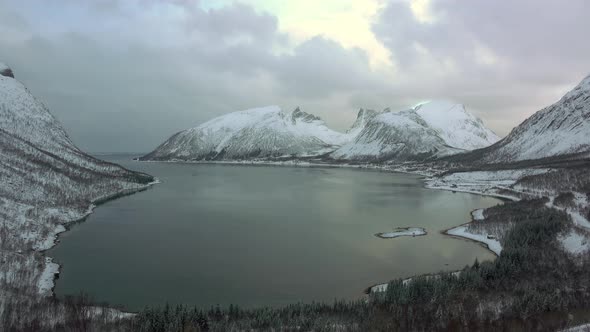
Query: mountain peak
[[347, 108, 378, 135], [142, 106, 346, 161], [333, 101, 499, 162], [0, 62, 14, 78], [356, 108, 378, 119], [413, 101, 499, 150], [290, 107, 321, 124]]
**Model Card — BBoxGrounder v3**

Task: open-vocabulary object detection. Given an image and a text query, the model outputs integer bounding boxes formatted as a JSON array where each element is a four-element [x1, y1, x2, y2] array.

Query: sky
[[0, 0, 589, 153]]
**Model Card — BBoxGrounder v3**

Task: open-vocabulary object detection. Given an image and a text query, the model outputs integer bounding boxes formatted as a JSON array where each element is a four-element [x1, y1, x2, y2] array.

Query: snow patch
[[558, 230, 590, 255], [472, 209, 485, 221], [561, 322, 590, 332], [446, 225, 502, 256], [375, 227, 426, 239], [38, 257, 59, 295]]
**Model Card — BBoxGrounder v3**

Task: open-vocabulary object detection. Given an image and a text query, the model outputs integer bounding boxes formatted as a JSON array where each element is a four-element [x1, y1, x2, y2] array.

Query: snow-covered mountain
[[140, 106, 348, 161], [143, 102, 499, 163], [330, 101, 499, 162], [414, 102, 499, 150], [346, 108, 379, 138], [0, 62, 153, 308], [453, 74, 590, 164]]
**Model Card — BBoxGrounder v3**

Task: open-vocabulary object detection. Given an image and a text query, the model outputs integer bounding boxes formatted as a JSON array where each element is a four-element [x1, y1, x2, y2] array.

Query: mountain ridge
[[141, 101, 500, 162], [446, 74, 590, 165], [140, 105, 348, 161]]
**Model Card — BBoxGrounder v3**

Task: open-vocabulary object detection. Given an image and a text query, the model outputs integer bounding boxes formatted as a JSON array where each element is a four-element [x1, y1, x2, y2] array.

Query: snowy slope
[[346, 108, 379, 138], [331, 109, 456, 161], [143, 101, 498, 163], [0, 62, 14, 78], [414, 101, 499, 150], [331, 102, 499, 162], [465, 74, 590, 164], [0, 63, 153, 304], [140, 106, 348, 161]]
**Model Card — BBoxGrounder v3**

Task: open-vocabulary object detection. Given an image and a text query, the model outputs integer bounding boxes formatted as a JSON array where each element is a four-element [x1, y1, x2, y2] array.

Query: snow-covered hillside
[[463, 74, 590, 164], [331, 102, 499, 162], [140, 106, 348, 161], [346, 108, 379, 138], [414, 101, 499, 150], [0, 62, 14, 78], [0, 62, 154, 326]]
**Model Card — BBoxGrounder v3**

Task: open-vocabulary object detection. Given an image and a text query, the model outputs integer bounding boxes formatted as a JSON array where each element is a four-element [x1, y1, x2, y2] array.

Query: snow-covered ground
[[471, 209, 485, 221], [445, 225, 502, 256], [562, 323, 590, 332], [558, 230, 590, 255], [427, 168, 590, 257], [369, 277, 414, 293], [375, 227, 426, 239], [369, 271, 463, 294], [425, 168, 552, 200], [37, 257, 60, 295], [547, 193, 590, 229]]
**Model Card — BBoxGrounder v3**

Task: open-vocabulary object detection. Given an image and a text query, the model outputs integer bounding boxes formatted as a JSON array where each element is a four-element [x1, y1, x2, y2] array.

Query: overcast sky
[[1, 0, 589, 152]]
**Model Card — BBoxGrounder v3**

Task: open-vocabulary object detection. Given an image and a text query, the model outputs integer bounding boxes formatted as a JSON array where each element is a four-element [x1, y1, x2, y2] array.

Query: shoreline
[[42, 178, 160, 298], [439, 222, 500, 257], [134, 158, 440, 178], [42, 159, 513, 310], [136, 159, 509, 295]]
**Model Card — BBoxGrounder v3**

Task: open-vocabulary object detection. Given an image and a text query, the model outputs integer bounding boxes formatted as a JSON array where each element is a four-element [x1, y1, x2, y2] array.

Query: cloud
[[0, 0, 588, 152], [371, 0, 590, 132], [0, 0, 385, 152]]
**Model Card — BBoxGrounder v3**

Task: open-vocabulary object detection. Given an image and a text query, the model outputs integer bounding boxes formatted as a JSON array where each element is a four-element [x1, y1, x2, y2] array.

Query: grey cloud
[[0, 0, 383, 152], [1, 0, 588, 152], [272, 37, 384, 98], [372, 0, 590, 134]]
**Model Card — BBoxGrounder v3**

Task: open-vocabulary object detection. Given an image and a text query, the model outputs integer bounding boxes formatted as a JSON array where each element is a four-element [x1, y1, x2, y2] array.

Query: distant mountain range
[[142, 74, 590, 165], [140, 101, 500, 162]]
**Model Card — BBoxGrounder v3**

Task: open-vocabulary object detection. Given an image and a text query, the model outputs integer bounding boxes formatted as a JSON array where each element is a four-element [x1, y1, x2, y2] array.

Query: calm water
[[50, 155, 499, 311]]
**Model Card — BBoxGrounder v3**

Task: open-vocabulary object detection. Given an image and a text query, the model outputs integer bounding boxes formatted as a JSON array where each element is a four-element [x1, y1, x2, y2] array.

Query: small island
[[375, 227, 427, 239]]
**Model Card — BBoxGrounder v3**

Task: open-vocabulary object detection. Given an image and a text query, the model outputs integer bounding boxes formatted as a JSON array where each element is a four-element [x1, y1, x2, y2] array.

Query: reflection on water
[[50, 156, 500, 310]]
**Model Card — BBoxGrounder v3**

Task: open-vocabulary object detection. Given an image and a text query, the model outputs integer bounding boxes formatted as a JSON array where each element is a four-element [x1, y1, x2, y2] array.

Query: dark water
[[50, 155, 499, 311]]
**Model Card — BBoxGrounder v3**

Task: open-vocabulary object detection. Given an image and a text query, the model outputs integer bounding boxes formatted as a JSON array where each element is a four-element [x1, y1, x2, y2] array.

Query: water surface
[[50, 156, 499, 310]]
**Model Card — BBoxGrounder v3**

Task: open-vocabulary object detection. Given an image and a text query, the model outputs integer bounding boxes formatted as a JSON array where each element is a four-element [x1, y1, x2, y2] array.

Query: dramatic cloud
[[372, 0, 590, 131], [0, 0, 588, 152]]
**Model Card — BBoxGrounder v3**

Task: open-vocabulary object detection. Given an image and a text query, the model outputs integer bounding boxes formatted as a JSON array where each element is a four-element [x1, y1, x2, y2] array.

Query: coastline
[[41, 178, 160, 298], [440, 222, 501, 257], [136, 159, 511, 294], [134, 158, 440, 177], [145, 159, 511, 258]]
